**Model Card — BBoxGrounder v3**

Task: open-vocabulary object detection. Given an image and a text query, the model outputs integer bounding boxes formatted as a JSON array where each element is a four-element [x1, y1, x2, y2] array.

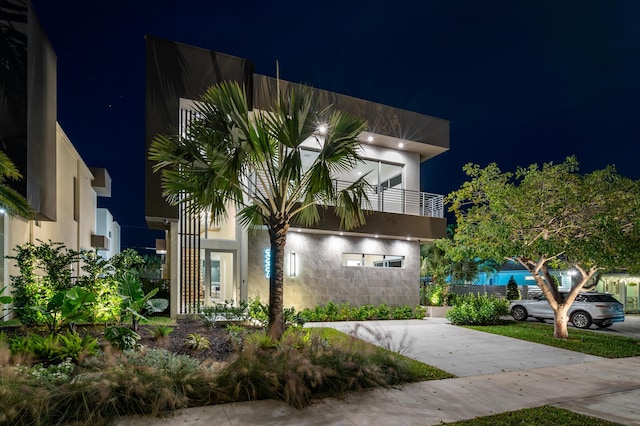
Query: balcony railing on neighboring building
[[333, 180, 444, 218]]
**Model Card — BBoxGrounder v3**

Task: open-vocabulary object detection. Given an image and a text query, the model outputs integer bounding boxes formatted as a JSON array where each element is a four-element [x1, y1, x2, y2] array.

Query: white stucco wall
[[31, 125, 96, 251], [3, 124, 100, 309]]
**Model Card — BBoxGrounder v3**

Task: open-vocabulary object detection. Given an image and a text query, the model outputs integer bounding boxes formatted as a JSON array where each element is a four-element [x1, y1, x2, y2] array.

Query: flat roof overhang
[[291, 209, 447, 242], [253, 75, 450, 162]]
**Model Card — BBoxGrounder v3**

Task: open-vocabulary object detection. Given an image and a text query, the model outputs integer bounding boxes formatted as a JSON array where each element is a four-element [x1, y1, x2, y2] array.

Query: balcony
[[333, 180, 444, 219], [248, 175, 446, 240]]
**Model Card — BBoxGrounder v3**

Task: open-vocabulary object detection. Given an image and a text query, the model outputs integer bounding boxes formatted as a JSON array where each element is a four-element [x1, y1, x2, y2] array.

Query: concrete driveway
[[304, 319, 602, 377]]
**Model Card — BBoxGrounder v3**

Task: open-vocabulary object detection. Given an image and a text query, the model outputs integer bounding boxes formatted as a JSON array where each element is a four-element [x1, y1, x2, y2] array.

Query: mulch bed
[[1, 318, 238, 363]]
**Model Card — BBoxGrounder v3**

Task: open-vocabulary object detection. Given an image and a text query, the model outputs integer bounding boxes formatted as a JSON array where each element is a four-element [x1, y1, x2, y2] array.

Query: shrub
[[247, 295, 269, 325], [247, 295, 303, 327], [216, 328, 420, 408], [226, 324, 246, 347], [29, 358, 75, 384], [0, 349, 222, 425], [506, 276, 521, 300], [149, 325, 174, 340], [446, 294, 509, 325], [57, 332, 99, 362], [77, 250, 121, 323], [423, 283, 449, 306], [200, 300, 248, 326], [104, 326, 142, 351], [183, 333, 210, 351], [298, 302, 425, 322], [124, 349, 200, 378], [391, 305, 414, 319]]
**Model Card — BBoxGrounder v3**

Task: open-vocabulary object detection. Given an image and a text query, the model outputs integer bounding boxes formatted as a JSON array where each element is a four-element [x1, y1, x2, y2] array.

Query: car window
[[586, 294, 620, 303]]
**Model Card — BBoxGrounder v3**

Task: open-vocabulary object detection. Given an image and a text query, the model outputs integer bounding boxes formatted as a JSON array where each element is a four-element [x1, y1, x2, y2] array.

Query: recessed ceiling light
[[367, 136, 373, 142], [339, 232, 343, 235], [398, 142, 404, 148], [375, 235, 379, 238]]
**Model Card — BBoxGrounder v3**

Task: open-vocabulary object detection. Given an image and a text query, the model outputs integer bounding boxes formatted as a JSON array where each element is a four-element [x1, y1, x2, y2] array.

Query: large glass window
[[300, 148, 403, 189]]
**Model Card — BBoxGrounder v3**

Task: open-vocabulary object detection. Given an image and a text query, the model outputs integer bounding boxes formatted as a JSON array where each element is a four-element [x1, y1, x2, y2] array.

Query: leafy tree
[[420, 243, 448, 284], [150, 81, 370, 339], [0, 150, 32, 218], [111, 248, 146, 276], [446, 156, 640, 338]]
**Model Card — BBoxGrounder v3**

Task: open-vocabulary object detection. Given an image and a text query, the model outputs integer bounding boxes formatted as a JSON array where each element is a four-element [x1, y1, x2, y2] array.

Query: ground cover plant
[[466, 321, 640, 358], [0, 319, 452, 424], [444, 405, 623, 425]]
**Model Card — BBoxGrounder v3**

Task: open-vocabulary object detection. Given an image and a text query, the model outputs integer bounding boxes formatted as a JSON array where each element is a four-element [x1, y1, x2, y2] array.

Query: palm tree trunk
[[267, 220, 287, 340]]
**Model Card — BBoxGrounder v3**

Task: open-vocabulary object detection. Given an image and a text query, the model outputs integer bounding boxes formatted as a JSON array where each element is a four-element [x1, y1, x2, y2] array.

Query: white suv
[[510, 291, 625, 329]]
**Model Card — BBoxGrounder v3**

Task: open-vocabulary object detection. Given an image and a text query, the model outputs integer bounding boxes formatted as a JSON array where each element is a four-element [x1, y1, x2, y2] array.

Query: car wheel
[[570, 311, 592, 329], [511, 306, 528, 321]]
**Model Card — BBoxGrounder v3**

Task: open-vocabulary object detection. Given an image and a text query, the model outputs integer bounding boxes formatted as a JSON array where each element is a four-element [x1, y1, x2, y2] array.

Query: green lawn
[[465, 321, 640, 358], [309, 327, 455, 381], [445, 406, 623, 425]]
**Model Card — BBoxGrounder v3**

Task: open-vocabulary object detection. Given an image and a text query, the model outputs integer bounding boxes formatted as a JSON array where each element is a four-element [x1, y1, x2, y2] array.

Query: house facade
[[594, 273, 640, 312], [0, 0, 121, 313], [144, 37, 449, 317]]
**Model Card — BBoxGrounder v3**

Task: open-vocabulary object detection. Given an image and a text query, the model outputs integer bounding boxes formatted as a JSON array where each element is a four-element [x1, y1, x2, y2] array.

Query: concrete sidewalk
[[112, 319, 640, 425]]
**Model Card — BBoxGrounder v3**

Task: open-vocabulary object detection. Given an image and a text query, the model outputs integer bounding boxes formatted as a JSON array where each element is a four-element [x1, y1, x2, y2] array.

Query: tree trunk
[[553, 305, 570, 339], [267, 220, 287, 341]]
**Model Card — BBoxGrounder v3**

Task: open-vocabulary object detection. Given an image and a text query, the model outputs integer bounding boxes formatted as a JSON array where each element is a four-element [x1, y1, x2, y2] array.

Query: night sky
[[29, 0, 640, 251]]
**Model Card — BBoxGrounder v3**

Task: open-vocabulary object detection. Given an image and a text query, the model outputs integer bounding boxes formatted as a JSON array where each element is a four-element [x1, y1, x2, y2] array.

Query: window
[[300, 148, 403, 190], [73, 176, 79, 221], [342, 253, 404, 268]]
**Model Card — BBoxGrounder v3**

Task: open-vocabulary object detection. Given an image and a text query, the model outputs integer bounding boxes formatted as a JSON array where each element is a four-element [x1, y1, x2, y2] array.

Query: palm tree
[[149, 81, 370, 339], [0, 150, 32, 218]]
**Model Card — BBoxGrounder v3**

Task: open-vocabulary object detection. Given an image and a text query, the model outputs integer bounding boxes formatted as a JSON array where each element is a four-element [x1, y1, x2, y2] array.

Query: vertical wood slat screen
[[179, 108, 202, 314]]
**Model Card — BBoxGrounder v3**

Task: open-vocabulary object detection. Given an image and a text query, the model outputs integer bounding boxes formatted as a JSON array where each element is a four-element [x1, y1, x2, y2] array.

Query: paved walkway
[[112, 319, 640, 425]]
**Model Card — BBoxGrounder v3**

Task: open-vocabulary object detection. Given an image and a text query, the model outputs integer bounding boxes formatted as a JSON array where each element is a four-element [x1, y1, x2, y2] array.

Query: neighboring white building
[[145, 38, 450, 318], [95, 208, 121, 260], [0, 1, 121, 314]]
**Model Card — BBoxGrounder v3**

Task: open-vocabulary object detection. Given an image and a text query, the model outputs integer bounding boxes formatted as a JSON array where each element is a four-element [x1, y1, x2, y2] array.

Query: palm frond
[[334, 177, 372, 230]]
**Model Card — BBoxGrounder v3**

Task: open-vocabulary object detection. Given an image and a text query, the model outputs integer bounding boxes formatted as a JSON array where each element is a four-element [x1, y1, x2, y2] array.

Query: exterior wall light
[[289, 251, 296, 277]]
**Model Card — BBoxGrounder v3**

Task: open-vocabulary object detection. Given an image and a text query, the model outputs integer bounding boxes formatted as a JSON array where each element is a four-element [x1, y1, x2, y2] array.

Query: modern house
[[0, 0, 121, 311], [145, 37, 449, 318]]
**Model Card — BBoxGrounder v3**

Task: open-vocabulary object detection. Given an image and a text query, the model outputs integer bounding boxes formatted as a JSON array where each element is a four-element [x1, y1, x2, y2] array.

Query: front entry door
[[201, 250, 235, 305]]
